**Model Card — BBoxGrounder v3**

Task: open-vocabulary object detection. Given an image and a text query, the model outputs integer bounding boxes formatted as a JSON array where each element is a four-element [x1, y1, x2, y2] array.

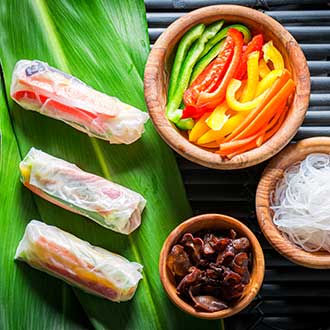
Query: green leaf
[[0, 77, 91, 329], [0, 0, 222, 329]]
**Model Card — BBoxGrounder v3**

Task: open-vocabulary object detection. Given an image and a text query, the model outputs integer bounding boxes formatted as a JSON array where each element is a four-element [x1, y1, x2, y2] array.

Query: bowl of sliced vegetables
[[144, 5, 310, 169]]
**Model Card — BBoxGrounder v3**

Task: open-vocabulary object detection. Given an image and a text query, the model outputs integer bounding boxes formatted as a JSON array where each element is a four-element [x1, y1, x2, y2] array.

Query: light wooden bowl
[[256, 137, 330, 269], [159, 214, 265, 319], [144, 5, 310, 169]]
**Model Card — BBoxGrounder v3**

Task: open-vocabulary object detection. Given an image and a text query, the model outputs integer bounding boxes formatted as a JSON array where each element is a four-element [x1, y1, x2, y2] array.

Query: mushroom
[[166, 244, 191, 277]]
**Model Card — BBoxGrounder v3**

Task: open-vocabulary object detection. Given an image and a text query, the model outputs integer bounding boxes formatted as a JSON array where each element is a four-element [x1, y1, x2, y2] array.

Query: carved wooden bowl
[[159, 214, 265, 319], [256, 137, 330, 269], [144, 5, 310, 169]]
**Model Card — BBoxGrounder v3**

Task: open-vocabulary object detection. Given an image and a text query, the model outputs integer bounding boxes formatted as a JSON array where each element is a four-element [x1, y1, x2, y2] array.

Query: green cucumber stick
[[176, 118, 195, 130], [168, 24, 205, 101], [190, 39, 225, 83], [166, 20, 224, 124], [199, 24, 251, 58]]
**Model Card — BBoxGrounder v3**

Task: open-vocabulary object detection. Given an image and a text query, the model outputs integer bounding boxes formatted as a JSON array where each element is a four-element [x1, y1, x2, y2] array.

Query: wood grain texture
[[159, 214, 265, 319], [256, 137, 330, 269], [144, 5, 310, 169]]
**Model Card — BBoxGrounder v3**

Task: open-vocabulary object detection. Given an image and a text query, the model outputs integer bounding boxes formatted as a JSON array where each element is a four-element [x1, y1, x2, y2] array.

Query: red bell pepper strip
[[183, 33, 235, 111], [181, 105, 204, 119], [196, 28, 244, 110], [233, 34, 263, 80], [13, 90, 98, 121]]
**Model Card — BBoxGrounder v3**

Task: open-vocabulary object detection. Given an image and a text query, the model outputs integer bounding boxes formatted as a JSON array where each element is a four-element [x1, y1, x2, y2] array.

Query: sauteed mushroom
[[166, 229, 252, 312]]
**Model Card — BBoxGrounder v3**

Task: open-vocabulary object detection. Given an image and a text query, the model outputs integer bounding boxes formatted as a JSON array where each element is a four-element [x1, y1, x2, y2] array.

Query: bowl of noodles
[[256, 137, 330, 269]]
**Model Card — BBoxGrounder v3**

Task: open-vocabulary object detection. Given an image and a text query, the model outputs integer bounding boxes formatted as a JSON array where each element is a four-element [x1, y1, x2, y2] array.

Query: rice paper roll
[[15, 220, 143, 302], [11, 60, 149, 144], [20, 148, 146, 234]]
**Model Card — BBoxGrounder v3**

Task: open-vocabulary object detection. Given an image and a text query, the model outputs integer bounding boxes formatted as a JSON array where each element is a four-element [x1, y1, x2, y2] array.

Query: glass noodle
[[271, 153, 330, 252]]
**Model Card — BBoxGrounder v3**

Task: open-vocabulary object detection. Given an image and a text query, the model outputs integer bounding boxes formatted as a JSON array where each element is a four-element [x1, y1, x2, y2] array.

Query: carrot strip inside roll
[[15, 220, 143, 302], [20, 148, 146, 234]]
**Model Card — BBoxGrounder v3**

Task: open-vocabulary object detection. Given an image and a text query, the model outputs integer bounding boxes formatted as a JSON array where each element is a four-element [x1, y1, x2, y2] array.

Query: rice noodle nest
[[271, 153, 330, 252]]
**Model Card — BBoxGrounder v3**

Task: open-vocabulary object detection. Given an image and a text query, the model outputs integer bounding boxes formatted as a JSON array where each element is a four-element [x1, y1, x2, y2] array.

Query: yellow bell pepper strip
[[239, 83, 248, 102], [196, 28, 244, 110], [224, 69, 291, 142], [240, 51, 260, 102], [259, 59, 271, 79], [205, 102, 229, 130], [188, 112, 211, 142], [256, 69, 283, 96], [226, 79, 269, 112], [230, 79, 295, 142], [263, 41, 284, 70], [197, 112, 246, 145], [197, 129, 220, 145], [237, 79, 248, 102]]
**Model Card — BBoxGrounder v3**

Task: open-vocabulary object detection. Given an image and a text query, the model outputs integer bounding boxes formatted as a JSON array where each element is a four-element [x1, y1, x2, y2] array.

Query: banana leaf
[[0, 0, 221, 329]]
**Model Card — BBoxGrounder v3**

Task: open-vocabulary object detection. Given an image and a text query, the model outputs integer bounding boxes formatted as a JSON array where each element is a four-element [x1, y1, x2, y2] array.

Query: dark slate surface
[[146, 1, 330, 329]]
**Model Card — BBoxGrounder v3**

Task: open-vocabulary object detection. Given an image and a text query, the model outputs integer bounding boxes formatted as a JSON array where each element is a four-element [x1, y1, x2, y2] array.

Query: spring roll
[[15, 220, 143, 302], [11, 60, 149, 144], [20, 148, 146, 234]]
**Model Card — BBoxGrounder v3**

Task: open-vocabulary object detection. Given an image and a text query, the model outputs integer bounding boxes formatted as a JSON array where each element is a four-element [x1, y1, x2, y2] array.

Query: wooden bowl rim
[[144, 4, 310, 170], [256, 137, 330, 269], [159, 213, 265, 319]]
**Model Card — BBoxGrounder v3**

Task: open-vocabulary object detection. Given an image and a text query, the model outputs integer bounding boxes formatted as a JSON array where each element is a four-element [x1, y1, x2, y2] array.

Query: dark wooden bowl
[[256, 137, 330, 269], [144, 5, 310, 169], [159, 214, 265, 319]]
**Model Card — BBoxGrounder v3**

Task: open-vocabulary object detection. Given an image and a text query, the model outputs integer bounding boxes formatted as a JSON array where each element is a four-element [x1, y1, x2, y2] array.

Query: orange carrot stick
[[226, 141, 257, 159], [216, 132, 260, 154], [226, 105, 289, 159], [224, 69, 291, 142], [200, 141, 221, 148], [219, 104, 288, 158], [257, 103, 288, 146], [256, 133, 265, 147], [264, 106, 288, 141], [231, 79, 295, 141], [217, 98, 287, 155]]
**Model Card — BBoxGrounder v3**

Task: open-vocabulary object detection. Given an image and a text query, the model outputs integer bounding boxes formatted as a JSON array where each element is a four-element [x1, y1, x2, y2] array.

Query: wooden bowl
[[159, 214, 265, 319], [144, 5, 310, 169], [256, 137, 330, 269]]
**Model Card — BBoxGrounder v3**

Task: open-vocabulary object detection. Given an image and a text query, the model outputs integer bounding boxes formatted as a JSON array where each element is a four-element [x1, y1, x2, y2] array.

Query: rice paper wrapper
[[20, 148, 146, 234], [15, 220, 143, 302], [10, 60, 149, 144]]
